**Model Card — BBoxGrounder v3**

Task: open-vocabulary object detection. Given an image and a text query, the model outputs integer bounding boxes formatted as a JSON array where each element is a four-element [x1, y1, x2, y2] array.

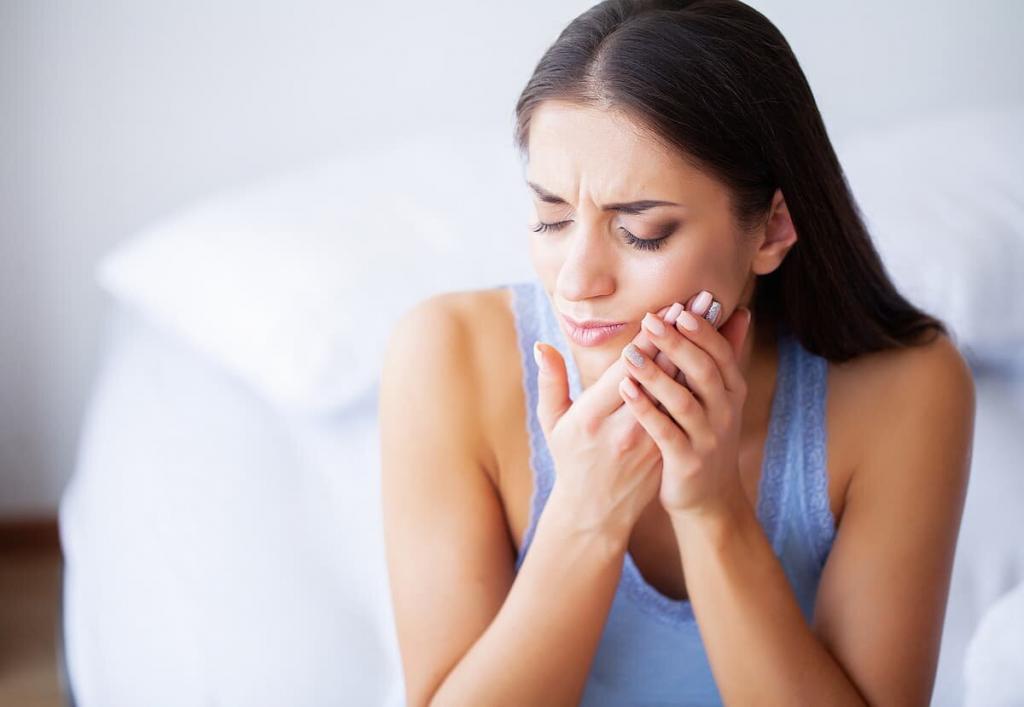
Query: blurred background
[[2, 1, 1022, 705]]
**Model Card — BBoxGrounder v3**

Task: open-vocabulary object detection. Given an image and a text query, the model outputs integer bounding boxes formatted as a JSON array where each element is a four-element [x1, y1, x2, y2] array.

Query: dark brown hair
[[512, 0, 947, 362]]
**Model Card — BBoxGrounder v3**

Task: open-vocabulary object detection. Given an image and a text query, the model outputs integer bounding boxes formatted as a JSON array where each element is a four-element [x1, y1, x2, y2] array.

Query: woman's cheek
[[529, 237, 563, 281]]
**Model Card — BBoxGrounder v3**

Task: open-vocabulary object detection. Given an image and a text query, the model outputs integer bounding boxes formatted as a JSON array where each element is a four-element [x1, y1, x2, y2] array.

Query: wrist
[[668, 489, 751, 553], [543, 484, 631, 561]]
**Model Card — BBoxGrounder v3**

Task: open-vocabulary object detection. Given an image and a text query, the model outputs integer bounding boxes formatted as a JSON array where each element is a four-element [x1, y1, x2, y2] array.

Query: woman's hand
[[618, 291, 753, 521], [532, 304, 683, 545]]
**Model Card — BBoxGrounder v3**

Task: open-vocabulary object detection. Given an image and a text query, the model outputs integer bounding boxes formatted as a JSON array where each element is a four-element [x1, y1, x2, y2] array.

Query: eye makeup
[[529, 220, 676, 252]]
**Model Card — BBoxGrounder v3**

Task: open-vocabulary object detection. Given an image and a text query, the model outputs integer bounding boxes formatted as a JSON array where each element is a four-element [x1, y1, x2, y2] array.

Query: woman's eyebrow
[[526, 180, 682, 214]]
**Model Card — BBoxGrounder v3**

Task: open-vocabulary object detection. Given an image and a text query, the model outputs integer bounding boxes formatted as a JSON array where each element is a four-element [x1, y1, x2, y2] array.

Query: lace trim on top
[[510, 282, 581, 574], [799, 343, 838, 568], [617, 324, 796, 627]]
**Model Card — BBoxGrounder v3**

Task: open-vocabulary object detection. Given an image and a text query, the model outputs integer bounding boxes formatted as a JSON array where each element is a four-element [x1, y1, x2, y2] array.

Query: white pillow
[[97, 126, 536, 413], [100, 106, 1024, 414], [833, 104, 1024, 367]]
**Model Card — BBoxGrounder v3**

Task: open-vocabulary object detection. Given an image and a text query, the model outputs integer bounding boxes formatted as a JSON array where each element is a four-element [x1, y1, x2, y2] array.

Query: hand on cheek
[[619, 291, 753, 517]]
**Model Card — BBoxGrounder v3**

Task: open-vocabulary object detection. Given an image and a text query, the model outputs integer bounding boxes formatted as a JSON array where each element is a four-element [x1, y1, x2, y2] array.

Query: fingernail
[[692, 290, 712, 316], [620, 377, 639, 400], [623, 343, 645, 367], [642, 312, 665, 336], [704, 300, 721, 326], [677, 310, 699, 331], [533, 342, 547, 373], [664, 302, 683, 322]]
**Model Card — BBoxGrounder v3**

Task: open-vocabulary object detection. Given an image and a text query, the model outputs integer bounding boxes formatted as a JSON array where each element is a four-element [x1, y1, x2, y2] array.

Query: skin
[[525, 98, 796, 532], [524, 99, 796, 394], [521, 100, 975, 703], [381, 98, 975, 705]]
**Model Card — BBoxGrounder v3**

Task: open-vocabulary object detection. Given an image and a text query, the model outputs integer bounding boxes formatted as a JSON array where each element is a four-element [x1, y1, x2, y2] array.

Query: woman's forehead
[[526, 104, 724, 209]]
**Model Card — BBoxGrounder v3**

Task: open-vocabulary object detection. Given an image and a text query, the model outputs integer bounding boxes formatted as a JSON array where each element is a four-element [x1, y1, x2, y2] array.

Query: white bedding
[[60, 295, 1024, 706], [59, 301, 405, 707], [59, 102, 1024, 707]]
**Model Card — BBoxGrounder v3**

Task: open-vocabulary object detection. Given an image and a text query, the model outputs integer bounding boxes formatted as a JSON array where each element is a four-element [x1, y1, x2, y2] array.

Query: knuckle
[[655, 416, 677, 439], [581, 413, 603, 437], [673, 390, 696, 414], [613, 428, 639, 454], [693, 356, 714, 381]]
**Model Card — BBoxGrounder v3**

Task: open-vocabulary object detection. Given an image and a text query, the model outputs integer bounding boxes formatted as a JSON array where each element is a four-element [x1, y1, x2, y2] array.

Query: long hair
[[512, 0, 947, 361]]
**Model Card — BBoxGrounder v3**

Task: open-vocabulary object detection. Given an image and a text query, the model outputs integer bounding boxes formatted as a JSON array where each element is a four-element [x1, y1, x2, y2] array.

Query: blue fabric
[[503, 278, 838, 706]]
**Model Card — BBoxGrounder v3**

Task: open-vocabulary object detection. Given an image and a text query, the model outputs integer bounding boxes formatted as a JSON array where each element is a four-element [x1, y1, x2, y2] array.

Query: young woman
[[380, 1, 975, 705]]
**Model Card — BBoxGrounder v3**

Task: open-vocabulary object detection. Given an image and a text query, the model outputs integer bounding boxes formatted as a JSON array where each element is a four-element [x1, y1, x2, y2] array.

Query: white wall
[[2, 0, 1022, 515]]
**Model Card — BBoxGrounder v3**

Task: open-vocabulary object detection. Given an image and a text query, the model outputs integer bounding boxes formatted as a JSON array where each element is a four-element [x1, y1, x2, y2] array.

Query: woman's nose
[[555, 222, 617, 299]]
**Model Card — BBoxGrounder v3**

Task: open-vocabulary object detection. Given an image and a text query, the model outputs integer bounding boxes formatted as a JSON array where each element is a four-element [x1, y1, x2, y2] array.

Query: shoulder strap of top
[[787, 333, 838, 568], [507, 279, 588, 568]]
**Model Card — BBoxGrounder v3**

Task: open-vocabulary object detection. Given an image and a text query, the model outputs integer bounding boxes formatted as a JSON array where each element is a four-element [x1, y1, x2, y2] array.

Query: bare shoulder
[[379, 286, 524, 705], [382, 287, 520, 478], [830, 329, 976, 486], [833, 330, 975, 415], [814, 331, 977, 703], [393, 287, 514, 355]]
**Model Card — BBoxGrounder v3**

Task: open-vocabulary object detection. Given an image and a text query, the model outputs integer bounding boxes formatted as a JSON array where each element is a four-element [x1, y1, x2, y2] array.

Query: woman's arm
[[669, 335, 975, 706], [380, 293, 627, 707], [432, 484, 626, 707]]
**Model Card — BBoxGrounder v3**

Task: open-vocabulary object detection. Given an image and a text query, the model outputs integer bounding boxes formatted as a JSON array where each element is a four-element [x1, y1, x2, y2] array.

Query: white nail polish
[[533, 342, 547, 372], [692, 291, 712, 315], [664, 302, 683, 322]]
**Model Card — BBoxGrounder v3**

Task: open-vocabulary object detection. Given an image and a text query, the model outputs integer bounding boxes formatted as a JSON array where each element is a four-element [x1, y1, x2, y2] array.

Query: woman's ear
[[750, 188, 798, 276]]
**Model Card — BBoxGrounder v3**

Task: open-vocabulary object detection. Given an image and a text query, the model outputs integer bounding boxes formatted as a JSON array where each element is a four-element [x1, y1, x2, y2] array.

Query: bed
[[59, 109, 1024, 706]]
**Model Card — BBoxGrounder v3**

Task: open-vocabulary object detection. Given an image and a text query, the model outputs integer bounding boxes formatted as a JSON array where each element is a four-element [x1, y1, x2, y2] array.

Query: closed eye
[[529, 220, 670, 252]]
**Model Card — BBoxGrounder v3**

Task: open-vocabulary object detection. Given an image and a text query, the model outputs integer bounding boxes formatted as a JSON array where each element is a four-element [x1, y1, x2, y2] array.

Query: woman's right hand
[[532, 303, 684, 546]]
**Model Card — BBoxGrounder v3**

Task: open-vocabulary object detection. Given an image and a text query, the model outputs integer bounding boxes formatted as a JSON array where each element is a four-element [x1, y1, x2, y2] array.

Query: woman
[[380, 1, 976, 705]]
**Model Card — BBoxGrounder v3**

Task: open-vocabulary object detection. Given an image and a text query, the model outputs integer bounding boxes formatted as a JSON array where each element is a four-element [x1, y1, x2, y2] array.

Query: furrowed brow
[[526, 181, 681, 214]]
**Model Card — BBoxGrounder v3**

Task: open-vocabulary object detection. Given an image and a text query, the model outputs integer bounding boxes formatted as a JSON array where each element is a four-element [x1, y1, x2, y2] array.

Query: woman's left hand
[[619, 292, 753, 521]]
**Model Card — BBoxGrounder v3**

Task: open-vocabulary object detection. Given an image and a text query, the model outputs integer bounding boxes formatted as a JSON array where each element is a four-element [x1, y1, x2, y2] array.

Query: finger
[[620, 337, 714, 446], [640, 311, 729, 424], [572, 303, 678, 419], [533, 341, 572, 439], [637, 304, 686, 409], [617, 375, 688, 456], [685, 290, 724, 330], [651, 301, 685, 381], [675, 293, 751, 395]]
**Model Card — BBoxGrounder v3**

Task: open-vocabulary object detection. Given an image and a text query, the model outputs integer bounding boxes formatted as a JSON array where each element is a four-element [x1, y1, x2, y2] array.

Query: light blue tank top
[[503, 278, 838, 706]]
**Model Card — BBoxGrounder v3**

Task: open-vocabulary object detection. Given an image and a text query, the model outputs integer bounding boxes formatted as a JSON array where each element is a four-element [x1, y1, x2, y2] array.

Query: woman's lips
[[560, 313, 627, 347]]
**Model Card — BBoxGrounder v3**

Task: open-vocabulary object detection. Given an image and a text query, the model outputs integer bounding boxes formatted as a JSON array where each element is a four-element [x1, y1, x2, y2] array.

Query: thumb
[[533, 341, 572, 438]]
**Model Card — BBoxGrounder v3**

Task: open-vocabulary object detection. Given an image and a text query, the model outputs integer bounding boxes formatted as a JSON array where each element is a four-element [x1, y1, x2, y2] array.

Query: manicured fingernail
[[677, 310, 700, 331], [533, 342, 547, 373], [642, 312, 665, 336], [692, 290, 712, 316], [623, 343, 645, 367], [620, 377, 639, 400], [704, 300, 721, 325], [664, 302, 683, 322]]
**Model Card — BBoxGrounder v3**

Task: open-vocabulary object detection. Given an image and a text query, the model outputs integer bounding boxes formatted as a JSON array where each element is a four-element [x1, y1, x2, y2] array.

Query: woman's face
[[524, 100, 762, 382]]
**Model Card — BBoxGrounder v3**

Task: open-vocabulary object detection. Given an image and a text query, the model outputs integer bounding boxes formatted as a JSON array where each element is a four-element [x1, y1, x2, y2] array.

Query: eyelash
[[529, 220, 669, 251]]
